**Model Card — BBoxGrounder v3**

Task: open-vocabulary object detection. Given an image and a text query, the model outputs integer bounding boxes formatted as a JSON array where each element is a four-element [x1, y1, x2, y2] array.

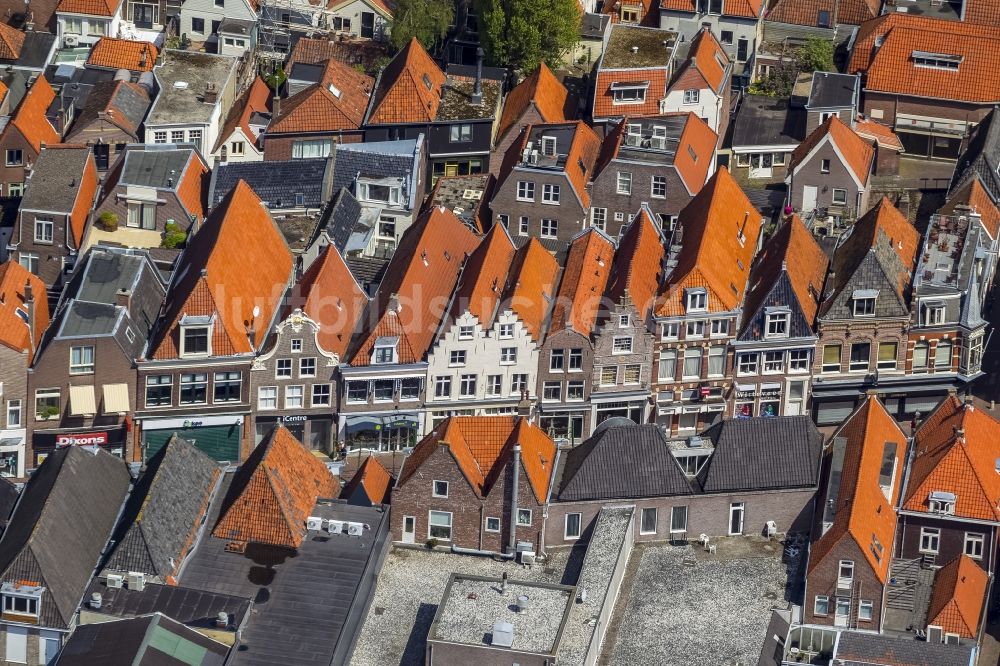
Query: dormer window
[[610, 81, 648, 104], [1, 582, 42, 619], [358, 181, 402, 206], [764, 308, 789, 338], [179, 315, 213, 357], [923, 301, 946, 326], [686, 288, 708, 313], [373, 336, 398, 365], [928, 491, 956, 515], [852, 290, 878, 317], [912, 51, 961, 70]]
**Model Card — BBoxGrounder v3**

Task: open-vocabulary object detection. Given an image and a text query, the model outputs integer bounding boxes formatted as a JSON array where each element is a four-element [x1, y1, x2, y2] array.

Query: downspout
[[479, 502, 484, 552], [540, 447, 562, 557], [508, 444, 521, 555]]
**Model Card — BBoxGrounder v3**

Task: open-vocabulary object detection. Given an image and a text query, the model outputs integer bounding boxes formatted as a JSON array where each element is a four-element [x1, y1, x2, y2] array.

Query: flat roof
[[147, 51, 237, 126], [429, 575, 574, 655], [436, 75, 503, 122], [603, 25, 678, 69], [83, 580, 250, 632], [807, 71, 858, 110], [732, 95, 805, 148]]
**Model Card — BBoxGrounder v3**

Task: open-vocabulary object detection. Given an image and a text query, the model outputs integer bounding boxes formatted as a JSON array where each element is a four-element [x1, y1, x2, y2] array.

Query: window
[[498, 214, 509, 229], [373, 380, 394, 402], [935, 340, 953, 368], [259, 386, 278, 410], [708, 346, 725, 377], [6, 400, 20, 428], [710, 319, 729, 336], [616, 172, 632, 194], [814, 595, 829, 616], [518, 216, 529, 235], [565, 512, 582, 539], [541, 135, 557, 155], [968, 335, 984, 373], [838, 560, 854, 585], [34, 388, 60, 421], [500, 347, 516, 364], [284, 385, 304, 409], [459, 374, 477, 397], [543, 382, 561, 401], [569, 348, 583, 370], [434, 376, 451, 399], [849, 343, 871, 372], [126, 202, 156, 230], [612, 337, 633, 354], [649, 175, 667, 199], [2, 148, 20, 168], [591, 207, 607, 231], [920, 527, 940, 553], [964, 532, 984, 559], [600, 366, 617, 385], [658, 349, 677, 381], [486, 375, 502, 396], [290, 339, 302, 352], [820, 158, 831, 174], [831, 188, 848, 206], [214, 372, 241, 402], [499, 323, 514, 339], [661, 322, 679, 340], [913, 341, 929, 370], [737, 353, 758, 375], [858, 600, 874, 622], [854, 295, 876, 317], [823, 344, 842, 373], [550, 349, 565, 371], [624, 364, 641, 384], [346, 381, 369, 403], [913, 52, 962, 70], [720, 30, 733, 44], [374, 340, 397, 364], [567, 381, 584, 400], [516, 181, 535, 202], [69, 345, 95, 374], [429, 511, 453, 540], [449, 350, 467, 366], [180, 373, 208, 404], [765, 311, 788, 337], [611, 85, 646, 103], [789, 350, 810, 372], [683, 89, 700, 104], [432, 480, 448, 498], [670, 505, 687, 533], [33, 218, 52, 243], [817, 9, 831, 26], [312, 384, 332, 406], [276, 359, 292, 378], [359, 183, 402, 205], [729, 502, 744, 535], [145, 375, 172, 407], [63, 16, 82, 33], [230, 140, 245, 156], [877, 342, 898, 370], [191, 17, 205, 32], [458, 325, 475, 340], [511, 374, 528, 394], [3, 594, 38, 619], [152, 131, 168, 144], [640, 507, 657, 534], [686, 289, 707, 312], [517, 509, 532, 526], [449, 124, 472, 142], [541, 219, 558, 238], [763, 351, 784, 374], [683, 347, 703, 378], [170, 130, 185, 144], [7, 182, 21, 197], [542, 183, 560, 204], [400, 377, 421, 400], [485, 517, 501, 532], [182, 326, 209, 356], [299, 357, 316, 377], [377, 217, 396, 239], [923, 302, 946, 326], [687, 320, 705, 338], [620, 5, 639, 21], [737, 37, 749, 62], [291, 139, 332, 159], [18, 253, 38, 275]]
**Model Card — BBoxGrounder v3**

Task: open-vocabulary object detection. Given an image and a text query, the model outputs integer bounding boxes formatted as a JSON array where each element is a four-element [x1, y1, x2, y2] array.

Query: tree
[[797, 36, 835, 74], [477, 0, 581, 73], [390, 0, 453, 52]]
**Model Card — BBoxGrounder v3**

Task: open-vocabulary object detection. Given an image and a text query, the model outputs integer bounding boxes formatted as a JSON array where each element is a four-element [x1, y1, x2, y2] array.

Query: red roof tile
[[549, 228, 616, 336], [601, 0, 660, 26], [8, 76, 58, 154], [341, 455, 393, 505], [367, 38, 446, 125], [765, 0, 878, 27], [174, 150, 208, 222], [501, 238, 560, 341], [57, 0, 121, 16], [0, 23, 23, 61], [269, 59, 373, 135], [150, 180, 293, 360], [904, 396, 1000, 522], [214, 77, 270, 154], [69, 147, 98, 247], [654, 167, 762, 316], [86, 37, 157, 71], [808, 396, 905, 583], [676, 28, 730, 93], [790, 115, 874, 186], [927, 555, 988, 638], [939, 176, 1000, 240], [496, 63, 572, 144], [593, 68, 669, 119], [450, 224, 517, 327], [213, 425, 338, 549], [604, 209, 664, 320], [854, 117, 903, 151], [964, 0, 1000, 26], [674, 113, 718, 193], [660, 0, 761, 18], [0, 260, 48, 360], [294, 244, 368, 359]]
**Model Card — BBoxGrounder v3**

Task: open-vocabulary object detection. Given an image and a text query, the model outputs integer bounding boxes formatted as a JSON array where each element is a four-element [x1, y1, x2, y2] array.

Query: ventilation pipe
[[508, 444, 521, 555]]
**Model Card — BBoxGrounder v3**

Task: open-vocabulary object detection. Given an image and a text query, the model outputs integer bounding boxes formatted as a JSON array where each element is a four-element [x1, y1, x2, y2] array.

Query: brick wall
[[897, 515, 995, 573], [589, 161, 690, 238], [262, 131, 363, 161], [490, 170, 588, 246], [0, 128, 38, 196], [804, 537, 886, 631], [15, 211, 74, 290]]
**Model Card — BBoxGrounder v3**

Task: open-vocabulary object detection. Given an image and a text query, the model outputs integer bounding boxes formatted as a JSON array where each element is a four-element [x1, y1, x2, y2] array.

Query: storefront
[[537, 410, 587, 445], [733, 383, 783, 419], [31, 427, 128, 468], [255, 414, 335, 453], [140, 415, 244, 462], [340, 412, 421, 450], [656, 386, 725, 435], [591, 392, 649, 428], [0, 429, 25, 478]]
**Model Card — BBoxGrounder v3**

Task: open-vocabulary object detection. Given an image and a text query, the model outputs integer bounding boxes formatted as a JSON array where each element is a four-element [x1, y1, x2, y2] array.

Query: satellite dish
[[252, 305, 260, 318]]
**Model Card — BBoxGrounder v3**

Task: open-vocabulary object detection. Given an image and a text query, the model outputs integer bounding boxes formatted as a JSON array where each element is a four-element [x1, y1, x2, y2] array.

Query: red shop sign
[[55, 432, 108, 447]]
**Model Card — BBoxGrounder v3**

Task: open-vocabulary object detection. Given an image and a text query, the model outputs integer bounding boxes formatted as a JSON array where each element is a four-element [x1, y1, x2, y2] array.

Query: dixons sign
[[55, 432, 108, 447]]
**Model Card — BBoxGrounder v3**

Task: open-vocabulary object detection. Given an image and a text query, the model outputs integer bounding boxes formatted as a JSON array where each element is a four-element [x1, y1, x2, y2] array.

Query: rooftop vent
[[173, 81, 189, 90], [89, 592, 102, 610], [516, 594, 529, 613], [491, 620, 514, 647]]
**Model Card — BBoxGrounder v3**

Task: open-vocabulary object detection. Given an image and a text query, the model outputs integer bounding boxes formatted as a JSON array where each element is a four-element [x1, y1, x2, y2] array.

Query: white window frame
[[284, 385, 304, 409], [485, 516, 501, 532], [964, 532, 985, 560], [257, 386, 277, 410], [612, 336, 633, 354], [541, 183, 560, 204], [432, 480, 449, 498], [616, 171, 632, 194], [428, 510, 453, 541], [920, 526, 941, 554], [564, 512, 582, 539], [69, 345, 95, 374], [517, 508, 532, 526], [814, 595, 829, 616], [683, 88, 700, 104], [516, 181, 535, 202]]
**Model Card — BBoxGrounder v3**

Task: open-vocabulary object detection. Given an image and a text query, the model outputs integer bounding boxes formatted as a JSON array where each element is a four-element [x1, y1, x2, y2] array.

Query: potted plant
[[97, 211, 118, 232], [39, 406, 59, 420], [425, 538, 439, 550]]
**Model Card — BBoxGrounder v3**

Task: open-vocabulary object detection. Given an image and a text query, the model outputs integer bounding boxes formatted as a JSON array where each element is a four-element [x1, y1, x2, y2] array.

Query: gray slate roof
[[331, 138, 421, 207], [209, 158, 332, 210], [833, 631, 974, 666], [324, 187, 363, 252], [0, 446, 131, 629], [20, 146, 91, 214], [103, 436, 220, 580], [733, 95, 805, 149], [699, 416, 823, 492], [119, 147, 195, 190], [807, 71, 858, 110], [556, 424, 695, 501], [951, 107, 1000, 203], [69, 80, 151, 141]]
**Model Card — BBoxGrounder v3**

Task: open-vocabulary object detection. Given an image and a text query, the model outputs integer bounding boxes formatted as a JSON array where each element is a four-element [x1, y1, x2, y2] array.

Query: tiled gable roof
[[808, 397, 905, 583], [594, 68, 669, 119], [0, 260, 48, 360], [212, 426, 338, 549], [367, 37, 446, 125], [150, 180, 293, 359], [854, 117, 903, 151], [655, 167, 761, 316], [341, 456, 392, 506], [86, 37, 157, 71], [964, 0, 1000, 26], [677, 28, 729, 94], [327, 0, 392, 16], [549, 228, 615, 337], [269, 59, 373, 135], [765, 0, 878, 27], [499, 121, 601, 209], [175, 150, 208, 222], [8, 76, 58, 153], [70, 80, 151, 139], [57, 0, 121, 17], [501, 238, 559, 341], [496, 63, 571, 144], [450, 224, 517, 327], [790, 115, 874, 185], [674, 115, 718, 194], [293, 245, 368, 360], [927, 555, 988, 638], [604, 209, 664, 321], [601, 0, 659, 25], [213, 76, 270, 153], [349, 206, 479, 365], [400, 416, 556, 504], [660, 0, 760, 17], [904, 396, 1000, 522], [0, 22, 23, 60], [939, 176, 1000, 240]]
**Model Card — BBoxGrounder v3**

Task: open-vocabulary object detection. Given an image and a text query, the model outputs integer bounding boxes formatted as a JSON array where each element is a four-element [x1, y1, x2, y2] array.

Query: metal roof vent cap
[[516, 594, 529, 613], [631, 46, 639, 54]]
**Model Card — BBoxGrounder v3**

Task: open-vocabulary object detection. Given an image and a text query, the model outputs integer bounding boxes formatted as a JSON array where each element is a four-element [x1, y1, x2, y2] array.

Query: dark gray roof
[[58, 613, 229, 666], [699, 416, 822, 492], [733, 95, 806, 148], [806, 71, 858, 110], [345, 255, 390, 295], [209, 158, 331, 210], [20, 146, 91, 213], [10, 31, 56, 69], [556, 425, 695, 502], [951, 107, 1000, 203], [833, 631, 974, 666], [120, 147, 196, 190], [69, 80, 151, 141], [325, 187, 363, 252], [0, 478, 17, 530], [180, 482, 390, 666], [59, 301, 120, 337], [103, 437, 220, 579], [84, 578, 250, 631], [331, 139, 419, 195], [0, 446, 131, 629]]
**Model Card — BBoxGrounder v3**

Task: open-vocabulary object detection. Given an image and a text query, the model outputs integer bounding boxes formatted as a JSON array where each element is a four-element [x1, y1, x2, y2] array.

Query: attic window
[[327, 83, 343, 98], [1, 582, 42, 619], [422, 73, 433, 90], [373, 336, 399, 364], [852, 289, 878, 317], [687, 145, 698, 162], [879, 441, 898, 500], [179, 314, 214, 358], [685, 287, 707, 313], [912, 51, 961, 70], [928, 491, 956, 514]]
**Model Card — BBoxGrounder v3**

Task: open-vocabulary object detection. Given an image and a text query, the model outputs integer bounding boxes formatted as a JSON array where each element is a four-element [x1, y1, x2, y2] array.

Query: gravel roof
[[147, 51, 237, 126], [429, 575, 573, 654]]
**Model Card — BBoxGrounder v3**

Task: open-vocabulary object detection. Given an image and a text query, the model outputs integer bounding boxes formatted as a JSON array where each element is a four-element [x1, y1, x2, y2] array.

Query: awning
[[69, 385, 96, 416], [103, 384, 130, 414]]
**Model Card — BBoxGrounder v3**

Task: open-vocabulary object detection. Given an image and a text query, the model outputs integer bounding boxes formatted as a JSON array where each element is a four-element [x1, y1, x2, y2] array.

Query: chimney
[[273, 94, 281, 118], [517, 390, 531, 417], [116, 288, 131, 310], [204, 82, 218, 105], [139, 45, 148, 70], [24, 279, 35, 350], [472, 47, 484, 105]]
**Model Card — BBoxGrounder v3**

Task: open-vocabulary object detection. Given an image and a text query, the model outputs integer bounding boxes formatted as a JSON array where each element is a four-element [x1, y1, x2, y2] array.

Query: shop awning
[[103, 383, 130, 414], [69, 385, 96, 416]]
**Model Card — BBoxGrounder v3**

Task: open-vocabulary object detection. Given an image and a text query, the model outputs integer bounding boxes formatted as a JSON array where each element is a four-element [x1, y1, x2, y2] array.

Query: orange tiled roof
[[269, 59, 373, 135], [501, 238, 559, 341], [594, 68, 669, 119], [964, 0, 1000, 26], [939, 176, 1000, 240], [600, 0, 659, 26], [367, 37, 446, 125], [605, 209, 664, 321], [675, 113, 718, 193], [765, 0, 878, 27], [0, 23, 23, 61], [150, 180, 293, 360], [400, 416, 556, 503], [679, 28, 730, 93], [214, 76, 270, 154], [654, 167, 761, 317], [69, 147, 98, 247], [341, 455, 393, 505], [57, 0, 121, 16], [295, 244, 368, 359], [213, 425, 338, 549], [854, 117, 903, 151], [904, 396, 1000, 522], [0, 261, 48, 361], [496, 63, 571, 144], [660, 0, 760, 17], [927, 555, 988, 638], [549, 228, 616, 336], [808, 396, 905, 583], [174, 150, 208, 222], [790, 115, 874, 186], [350, 206, 479, 365], [86, 37, 157, 71], [8, 76, 58, 153], [450, 224, 517, 327]]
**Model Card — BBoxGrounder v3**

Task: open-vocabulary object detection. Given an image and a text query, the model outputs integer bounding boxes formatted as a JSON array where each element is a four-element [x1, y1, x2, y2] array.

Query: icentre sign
[[55, 432, 108, 447]]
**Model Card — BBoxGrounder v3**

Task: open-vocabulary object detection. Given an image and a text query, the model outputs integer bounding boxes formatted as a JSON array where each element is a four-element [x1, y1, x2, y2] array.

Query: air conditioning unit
[[927, 625, 943, 644], [529, 150, 539, 164], [650, 136, 666, 149], [519, 550, 536, 565], [327, 520, 345, 534], [64, 35, 79, 47], [347, 522, 365, 536], [306, 516, 324, 531], [105, 574, 124, 589], [127, 572, 145, 592]]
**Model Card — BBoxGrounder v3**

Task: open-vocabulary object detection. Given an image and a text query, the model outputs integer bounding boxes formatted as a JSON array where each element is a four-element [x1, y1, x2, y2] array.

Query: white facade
[[661, 85, 725, 136], [178, 0, 256, 44], [214, 126, 264, 164], [324, 0, 391, 40], [57, 10, 123, 48], [659, 13, 760, 76]]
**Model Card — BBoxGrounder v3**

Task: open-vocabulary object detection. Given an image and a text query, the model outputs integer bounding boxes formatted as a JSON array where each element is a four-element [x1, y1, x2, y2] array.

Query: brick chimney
[[116, 288, 132, 310]]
